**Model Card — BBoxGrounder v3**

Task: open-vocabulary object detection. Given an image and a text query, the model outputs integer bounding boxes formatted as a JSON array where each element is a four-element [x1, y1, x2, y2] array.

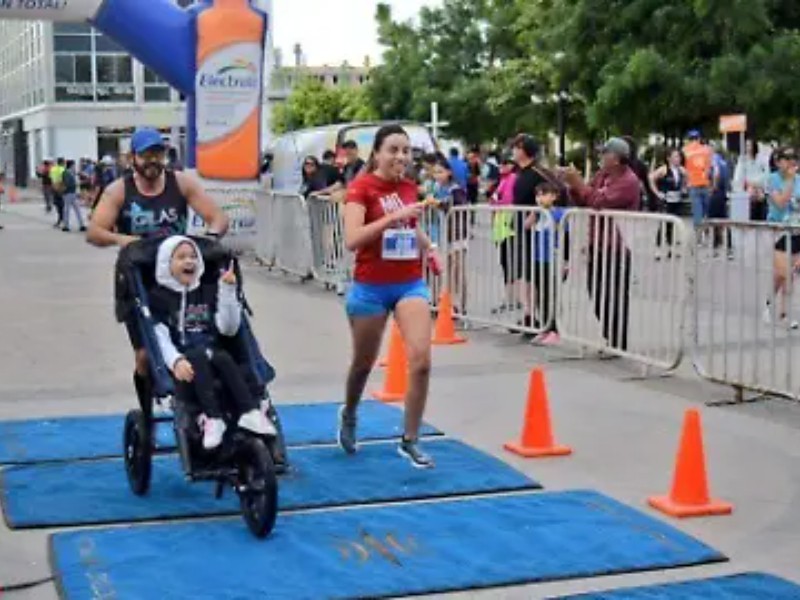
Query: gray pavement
[[1, 202, 799, 599]]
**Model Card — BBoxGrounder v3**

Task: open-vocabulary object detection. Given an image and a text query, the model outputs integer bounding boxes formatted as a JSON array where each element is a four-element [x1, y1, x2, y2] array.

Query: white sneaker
[[762, 303, 773, 325], [201, 417, 226, 450], [238, 409, 276, 436]]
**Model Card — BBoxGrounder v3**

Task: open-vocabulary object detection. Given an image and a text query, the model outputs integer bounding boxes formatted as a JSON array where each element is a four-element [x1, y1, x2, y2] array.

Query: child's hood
[[156, 235, 205, 293]]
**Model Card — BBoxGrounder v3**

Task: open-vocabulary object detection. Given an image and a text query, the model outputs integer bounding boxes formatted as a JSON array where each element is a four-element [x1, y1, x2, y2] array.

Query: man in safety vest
[[683, 130, 714, 231]]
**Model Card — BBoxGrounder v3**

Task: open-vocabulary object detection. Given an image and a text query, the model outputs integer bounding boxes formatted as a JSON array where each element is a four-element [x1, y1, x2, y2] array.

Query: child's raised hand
[[220, 260, 237, 285], [174, 357, 194, 382]]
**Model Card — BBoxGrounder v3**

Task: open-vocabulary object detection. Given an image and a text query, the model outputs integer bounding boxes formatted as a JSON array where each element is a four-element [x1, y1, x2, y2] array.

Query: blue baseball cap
[[131, 127, 166, 154], [687, 129, 701, 139]]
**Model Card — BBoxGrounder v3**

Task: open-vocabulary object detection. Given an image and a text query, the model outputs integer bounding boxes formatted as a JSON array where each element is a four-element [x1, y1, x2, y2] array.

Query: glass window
[[75, 55, 92, 83], [94, 35, 125, 53], [144, 67, 165, 84], [96, 55, 132, 83], [144, 87, 171, 102], [54, 35, 92, 53], [53, 23, 92, 34], [55, 55, 74, 83]]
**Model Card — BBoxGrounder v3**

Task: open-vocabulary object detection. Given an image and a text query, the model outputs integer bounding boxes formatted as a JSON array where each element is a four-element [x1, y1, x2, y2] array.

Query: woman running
[[337, 124, 442, 469]]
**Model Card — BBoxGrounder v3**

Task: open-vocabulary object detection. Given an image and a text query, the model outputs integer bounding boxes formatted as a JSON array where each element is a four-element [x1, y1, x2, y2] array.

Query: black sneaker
[[337, 405, 358, 454], [398, 437, 434, 469]]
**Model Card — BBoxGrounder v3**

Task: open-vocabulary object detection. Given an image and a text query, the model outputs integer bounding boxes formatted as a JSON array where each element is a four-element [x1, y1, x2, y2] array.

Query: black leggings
[[178, 347, 259, 419], [498, 238, 514, 285], [53, 194, 64, 224], [587, 248, 632, 351], [656, 202, 682, 247]]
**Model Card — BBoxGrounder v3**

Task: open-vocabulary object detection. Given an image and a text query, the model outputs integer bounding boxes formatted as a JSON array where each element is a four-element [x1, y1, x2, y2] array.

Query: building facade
[[0, 19, 189, 186], [0, 0, 374, 188]]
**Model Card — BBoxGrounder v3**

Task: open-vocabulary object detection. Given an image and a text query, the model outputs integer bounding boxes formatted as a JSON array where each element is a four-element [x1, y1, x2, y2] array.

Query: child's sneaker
[[541, 331, 561, 345], [200, 416, 226, 450], [239, 409, 276, 436]]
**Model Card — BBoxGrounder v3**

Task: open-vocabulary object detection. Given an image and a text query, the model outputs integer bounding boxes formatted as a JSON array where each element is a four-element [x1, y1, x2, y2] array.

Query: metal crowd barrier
[[443, 205, 556, 335], [693, 220, 799, 402], [306, 194, 351, 293], [420, 203, 446, 307], [556, 209, 688, 371], [266, 192, 315, 280], [254, 187, 277, 266]]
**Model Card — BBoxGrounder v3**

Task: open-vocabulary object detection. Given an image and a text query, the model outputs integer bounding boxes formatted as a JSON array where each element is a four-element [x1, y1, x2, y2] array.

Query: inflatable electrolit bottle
[[195, 0, 266, 180]]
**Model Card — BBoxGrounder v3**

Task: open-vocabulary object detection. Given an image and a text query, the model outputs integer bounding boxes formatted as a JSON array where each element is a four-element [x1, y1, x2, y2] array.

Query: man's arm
[[573, 172, 640, 210], [176, 172, 229, 236], [86, 179, 138, 248]]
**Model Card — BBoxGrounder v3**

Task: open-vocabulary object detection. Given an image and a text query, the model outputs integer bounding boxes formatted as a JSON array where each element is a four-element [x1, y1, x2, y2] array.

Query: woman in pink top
[[490, 154, 518, 313]]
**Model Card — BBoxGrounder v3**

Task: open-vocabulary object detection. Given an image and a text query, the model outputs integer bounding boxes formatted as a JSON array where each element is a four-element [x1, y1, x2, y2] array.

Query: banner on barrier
[[187, 184, 262, 247]]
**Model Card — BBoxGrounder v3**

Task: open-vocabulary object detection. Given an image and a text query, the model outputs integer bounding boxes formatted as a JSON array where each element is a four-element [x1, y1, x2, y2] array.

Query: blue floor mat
[[50, 490, 726, 600], [0, 400, 441, 465], [1, 439, 538, 528], [556, 572, 800, 599]]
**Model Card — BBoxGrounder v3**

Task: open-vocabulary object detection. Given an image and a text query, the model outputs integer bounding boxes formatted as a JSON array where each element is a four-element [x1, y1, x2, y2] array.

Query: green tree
[[271, 79, 377, 134], [369, 0, 800, 148], [368, 0, 524, 144]]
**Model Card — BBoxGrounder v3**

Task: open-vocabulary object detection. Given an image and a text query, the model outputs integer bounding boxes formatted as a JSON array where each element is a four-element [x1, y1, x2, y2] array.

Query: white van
[[266, 121, 438, 192]]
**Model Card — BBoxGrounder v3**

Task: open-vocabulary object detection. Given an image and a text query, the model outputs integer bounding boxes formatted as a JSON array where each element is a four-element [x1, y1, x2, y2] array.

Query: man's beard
[[134, 161, 165, 181]]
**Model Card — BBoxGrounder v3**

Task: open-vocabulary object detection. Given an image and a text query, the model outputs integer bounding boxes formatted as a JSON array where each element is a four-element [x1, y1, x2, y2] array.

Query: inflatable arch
[[0, 0, 271, 181]]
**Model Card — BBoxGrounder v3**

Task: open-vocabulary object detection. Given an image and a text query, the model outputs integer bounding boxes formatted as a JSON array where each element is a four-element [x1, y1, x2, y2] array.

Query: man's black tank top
[[116, 170, 189, 238]]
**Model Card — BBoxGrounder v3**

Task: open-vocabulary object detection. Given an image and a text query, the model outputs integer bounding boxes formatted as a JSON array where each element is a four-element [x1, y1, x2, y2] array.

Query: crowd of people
[[31, 147, 185, 233], [298, 127, 799, 347]]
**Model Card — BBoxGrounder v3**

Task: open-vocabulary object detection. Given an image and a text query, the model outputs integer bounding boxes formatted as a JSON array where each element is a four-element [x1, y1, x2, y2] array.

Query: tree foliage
[[365, 0, 800, 145], [271, 79, 377, 134]]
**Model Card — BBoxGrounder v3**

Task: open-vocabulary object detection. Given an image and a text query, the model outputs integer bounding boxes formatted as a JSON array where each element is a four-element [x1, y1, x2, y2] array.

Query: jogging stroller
[[117, 235, 288, 538]]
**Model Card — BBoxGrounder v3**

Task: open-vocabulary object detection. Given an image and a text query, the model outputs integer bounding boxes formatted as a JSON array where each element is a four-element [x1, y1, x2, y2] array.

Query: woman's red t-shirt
[[346, 172, 423, 285]]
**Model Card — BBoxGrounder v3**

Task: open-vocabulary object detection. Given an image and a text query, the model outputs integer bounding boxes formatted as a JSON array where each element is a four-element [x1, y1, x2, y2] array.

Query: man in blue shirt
[[448, 147, 468, 189]]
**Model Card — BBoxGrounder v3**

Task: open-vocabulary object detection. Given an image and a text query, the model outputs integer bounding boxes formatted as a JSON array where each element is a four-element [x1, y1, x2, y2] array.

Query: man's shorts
[[345, 279, 431, 317], [124, 313, 144, 350], [775, 234, 800, 255]]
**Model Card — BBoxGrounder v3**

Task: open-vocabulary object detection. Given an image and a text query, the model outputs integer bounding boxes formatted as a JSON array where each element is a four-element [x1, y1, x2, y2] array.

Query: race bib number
[[382, 229, 419, 261]]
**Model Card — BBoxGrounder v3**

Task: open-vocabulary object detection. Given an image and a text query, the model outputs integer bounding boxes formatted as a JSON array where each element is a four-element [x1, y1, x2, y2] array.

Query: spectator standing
[[650, 148, 687, 258], [448, 147, 469, 189], [560, 137, 641, 351], [511, 134, 550, 339], [49, 157, 67, 229], [733, 139, 770, 221], [36, 158, 54, 213], [683, 130, 714, 232], [61, 160, 86, 233]]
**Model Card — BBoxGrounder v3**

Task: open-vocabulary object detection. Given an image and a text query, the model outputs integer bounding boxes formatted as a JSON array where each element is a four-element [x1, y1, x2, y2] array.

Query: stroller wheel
[[123, 409, 152, 496], [236, 437, 278, 539]]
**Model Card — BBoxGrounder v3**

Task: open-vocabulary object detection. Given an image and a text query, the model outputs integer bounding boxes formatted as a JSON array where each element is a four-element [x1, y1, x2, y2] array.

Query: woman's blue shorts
[[345, 279, 431, 317]]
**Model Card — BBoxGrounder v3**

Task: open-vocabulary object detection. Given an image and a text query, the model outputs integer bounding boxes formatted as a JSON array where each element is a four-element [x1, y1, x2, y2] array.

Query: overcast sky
[[271, 0, 442, 67]]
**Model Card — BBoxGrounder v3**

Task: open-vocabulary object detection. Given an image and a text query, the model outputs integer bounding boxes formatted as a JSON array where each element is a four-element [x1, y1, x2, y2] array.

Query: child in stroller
[[150, 235, 274, 449]]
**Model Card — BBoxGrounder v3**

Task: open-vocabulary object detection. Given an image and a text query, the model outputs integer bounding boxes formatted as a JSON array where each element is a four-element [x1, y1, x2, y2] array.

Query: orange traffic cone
[[504, 368, 572, 458], [378, 320, 401, 368], [371, 323, 407, 403], [648, 409, 733, 518], [432, 289, 466, 345], [8, 186, 19, 204]]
